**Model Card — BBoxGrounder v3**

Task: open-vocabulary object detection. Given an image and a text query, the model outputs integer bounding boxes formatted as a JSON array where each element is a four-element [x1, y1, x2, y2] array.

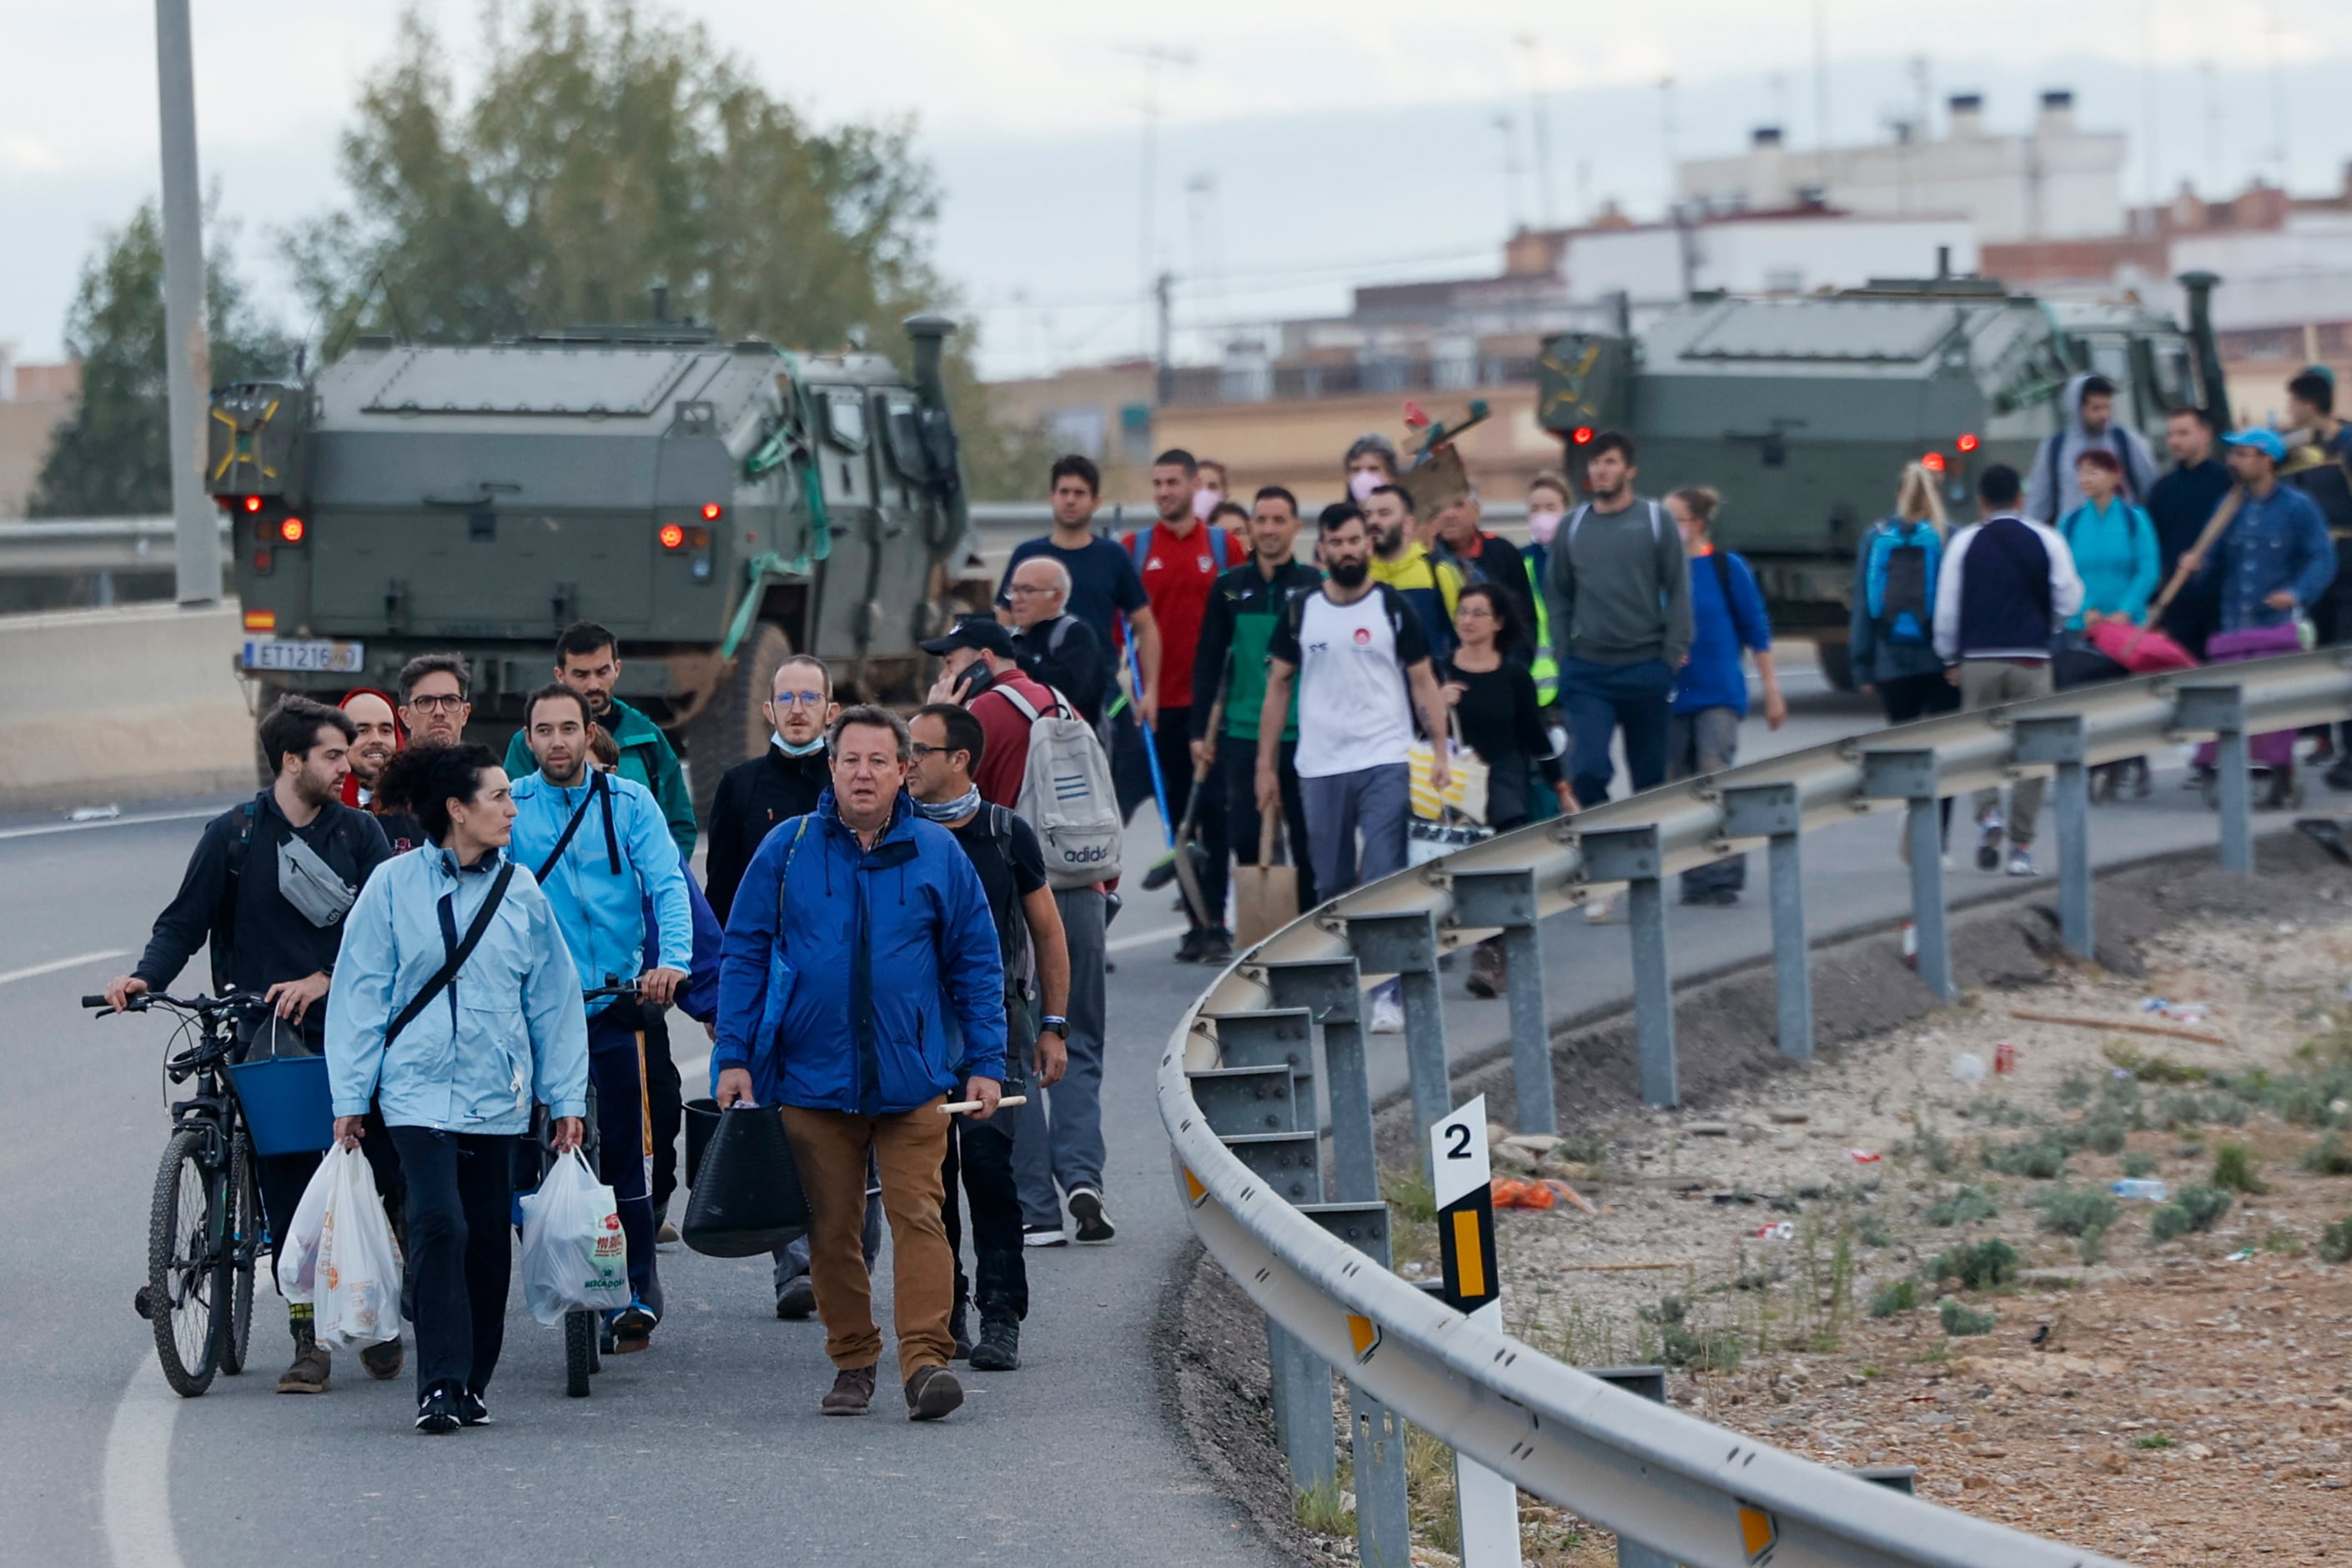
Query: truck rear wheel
[[686, 622, 792, 827]]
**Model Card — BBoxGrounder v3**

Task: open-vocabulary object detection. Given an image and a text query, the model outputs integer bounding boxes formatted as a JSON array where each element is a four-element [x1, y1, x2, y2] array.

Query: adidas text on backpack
[[993, 686, 1124, 890]]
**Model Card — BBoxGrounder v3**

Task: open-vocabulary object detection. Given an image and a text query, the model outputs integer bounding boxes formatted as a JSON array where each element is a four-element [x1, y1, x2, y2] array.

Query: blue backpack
[[1126, 522, 1235, 577], [1863, 520, 1941, 646]]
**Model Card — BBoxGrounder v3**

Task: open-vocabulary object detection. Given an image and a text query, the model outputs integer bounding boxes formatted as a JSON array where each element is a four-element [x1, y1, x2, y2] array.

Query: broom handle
[[938, 1095, 1028, 1114], [2142, 484, 2244, 633]]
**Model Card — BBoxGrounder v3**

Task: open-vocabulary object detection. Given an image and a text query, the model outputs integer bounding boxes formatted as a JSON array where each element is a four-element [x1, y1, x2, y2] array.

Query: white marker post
[[1430, 1093, 1520, 1567]]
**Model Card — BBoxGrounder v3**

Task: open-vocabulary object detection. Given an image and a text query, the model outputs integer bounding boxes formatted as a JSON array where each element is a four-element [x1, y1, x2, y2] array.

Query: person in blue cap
[[2182, 428, 2335, 638]]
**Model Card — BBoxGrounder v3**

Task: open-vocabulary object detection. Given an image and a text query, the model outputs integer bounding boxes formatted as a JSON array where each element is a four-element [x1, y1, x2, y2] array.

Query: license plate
[[241, 639, 365, 673]]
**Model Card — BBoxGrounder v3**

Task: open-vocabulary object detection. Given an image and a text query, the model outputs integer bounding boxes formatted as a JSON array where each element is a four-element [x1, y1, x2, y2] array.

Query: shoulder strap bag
[[383, 862, 517, 1049]]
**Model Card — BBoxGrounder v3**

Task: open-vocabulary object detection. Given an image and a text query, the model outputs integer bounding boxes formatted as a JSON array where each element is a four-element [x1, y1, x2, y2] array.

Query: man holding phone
[[922, 616, 1061, 808]]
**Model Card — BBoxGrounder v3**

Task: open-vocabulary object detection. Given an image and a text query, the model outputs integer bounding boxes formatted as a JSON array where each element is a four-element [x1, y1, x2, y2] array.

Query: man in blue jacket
[[715, 705, 1007, 1423], [509, 683, 691, 1354]]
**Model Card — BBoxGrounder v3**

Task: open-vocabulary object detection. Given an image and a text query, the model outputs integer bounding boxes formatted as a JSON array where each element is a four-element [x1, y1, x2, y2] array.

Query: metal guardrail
[[1160, 647, 2352, 1568]]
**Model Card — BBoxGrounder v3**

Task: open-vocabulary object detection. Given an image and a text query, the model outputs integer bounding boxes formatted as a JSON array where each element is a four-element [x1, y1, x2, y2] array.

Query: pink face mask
[[1347, 469, 1385, 504], [1527, 507, 1565, 546], [1192, 487, 1219, 522]]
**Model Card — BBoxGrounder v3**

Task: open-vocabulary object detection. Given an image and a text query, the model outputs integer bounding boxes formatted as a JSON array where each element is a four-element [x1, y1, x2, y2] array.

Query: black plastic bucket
[[680, 1103, 809, 1257], [682, 1097, 721, 1189]]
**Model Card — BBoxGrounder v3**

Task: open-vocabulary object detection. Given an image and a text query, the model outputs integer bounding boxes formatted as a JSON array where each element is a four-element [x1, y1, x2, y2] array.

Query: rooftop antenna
[[1812, 0, 1835, 193], [1515, 33, 1557, 229], [1658, 75, 1678, 219], [1495, 111, 1525, 234], [2140, 0, 2161, 224], [2265, 1, 2290, 187]]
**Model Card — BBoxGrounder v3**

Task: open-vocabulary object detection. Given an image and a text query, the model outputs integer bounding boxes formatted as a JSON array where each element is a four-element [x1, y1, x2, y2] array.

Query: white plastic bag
[[314, 1145, 403, 1348], [274, 1151, 336, 1303], [518, 1148, 628, 1325]]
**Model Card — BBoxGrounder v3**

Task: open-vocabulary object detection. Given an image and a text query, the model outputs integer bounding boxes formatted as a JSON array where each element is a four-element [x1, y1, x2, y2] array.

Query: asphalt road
[[0, 654, 2309, 1568]]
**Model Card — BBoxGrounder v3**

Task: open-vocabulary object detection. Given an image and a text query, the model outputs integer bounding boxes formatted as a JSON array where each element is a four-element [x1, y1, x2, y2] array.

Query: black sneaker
[[415, 1385, 460, 1435], [1196, 928, 1234, 966], [1068, 1187, 1115, 1244], [1023, 1223, 1067, 1249], [969, 1309, 1021, 1372], [775, 1275, 817, 1320], [457, 1390, 491, 1427], [1173, 927, 1208, 964]]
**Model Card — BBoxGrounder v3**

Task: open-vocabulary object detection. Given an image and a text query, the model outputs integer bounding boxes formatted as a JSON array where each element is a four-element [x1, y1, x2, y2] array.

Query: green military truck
[[208, 313, 983, 817], [1535, 270, 2229, 689]]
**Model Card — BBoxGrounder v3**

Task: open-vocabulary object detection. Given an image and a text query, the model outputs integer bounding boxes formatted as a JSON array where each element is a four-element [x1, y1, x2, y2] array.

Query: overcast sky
[[5, 0, 2349, 376]]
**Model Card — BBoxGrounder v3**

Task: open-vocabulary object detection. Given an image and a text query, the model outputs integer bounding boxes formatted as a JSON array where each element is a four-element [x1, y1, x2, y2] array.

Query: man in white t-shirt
[[1257, 504, 1452, 1030]]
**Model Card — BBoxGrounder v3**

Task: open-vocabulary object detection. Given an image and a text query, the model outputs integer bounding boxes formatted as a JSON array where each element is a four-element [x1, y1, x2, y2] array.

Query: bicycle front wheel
[[216, 1129, 258, 1375], [564, 1309, 595, 1398], [147, 1126, 223, 1396]]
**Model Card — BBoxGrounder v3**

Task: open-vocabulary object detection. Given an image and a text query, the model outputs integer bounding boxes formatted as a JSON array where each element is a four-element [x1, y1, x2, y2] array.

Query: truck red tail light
[[279, 516, 304, 543], [701, 502, 723, 521], [658, 524, 686, 550], [1922, 451, 1947, 473], [1956, 432, 1980, 453], [242, 495, 263, 513], [1571, 426, 1594, 445]]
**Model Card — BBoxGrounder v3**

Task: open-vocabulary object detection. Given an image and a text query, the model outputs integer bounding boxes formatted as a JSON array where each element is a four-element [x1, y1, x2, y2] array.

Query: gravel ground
[[1181, 837, 2352, 1566]]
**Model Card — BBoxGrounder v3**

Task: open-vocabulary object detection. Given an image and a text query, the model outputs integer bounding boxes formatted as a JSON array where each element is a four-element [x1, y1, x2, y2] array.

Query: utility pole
[[1657, 75, 1678, 218], [1811, 0, 1835, 199], [1515, 33, 1557, 229], [1119, 43, 1197, 359], [1153, 270, 1173, 407], [155, 0, 218, 606]]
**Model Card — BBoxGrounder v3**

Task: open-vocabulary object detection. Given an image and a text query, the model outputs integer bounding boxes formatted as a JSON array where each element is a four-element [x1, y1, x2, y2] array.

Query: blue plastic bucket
[[229, 1056, 334, 1156]]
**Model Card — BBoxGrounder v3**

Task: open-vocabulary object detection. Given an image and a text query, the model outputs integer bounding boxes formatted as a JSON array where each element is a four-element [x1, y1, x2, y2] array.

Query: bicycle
[[85, 991, 268, 1398]]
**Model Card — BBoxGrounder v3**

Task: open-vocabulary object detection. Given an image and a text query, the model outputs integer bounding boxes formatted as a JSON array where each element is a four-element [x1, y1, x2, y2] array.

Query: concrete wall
[[0, 601, 258, 812]]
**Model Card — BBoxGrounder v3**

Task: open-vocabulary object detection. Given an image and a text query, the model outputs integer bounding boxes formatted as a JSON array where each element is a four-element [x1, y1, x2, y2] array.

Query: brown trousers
[[781, 1098, 954, 1383]]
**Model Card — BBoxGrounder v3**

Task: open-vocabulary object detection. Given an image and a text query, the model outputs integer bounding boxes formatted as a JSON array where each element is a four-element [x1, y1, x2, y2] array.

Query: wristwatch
[[1038, 1015, 1069, 1036]]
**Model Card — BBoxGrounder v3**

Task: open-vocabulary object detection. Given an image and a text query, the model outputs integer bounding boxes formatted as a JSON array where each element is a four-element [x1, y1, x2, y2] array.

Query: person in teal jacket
[[325, 742, 587, 1432], [2058, 449, 2160, 630], [507, 683, 690, 1350], [501, 621, 696, 856], [713, 705, 1006, 1422]]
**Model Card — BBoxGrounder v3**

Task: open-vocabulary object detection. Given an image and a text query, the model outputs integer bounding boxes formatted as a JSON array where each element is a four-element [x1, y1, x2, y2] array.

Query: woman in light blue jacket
[[326, 743, 587, 1435]]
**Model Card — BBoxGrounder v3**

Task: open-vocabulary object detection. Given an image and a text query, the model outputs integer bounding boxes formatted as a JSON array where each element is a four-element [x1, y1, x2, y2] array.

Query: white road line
[[101, 1363, 187, 1568], [0, 807, 219, 842], [0, 949, 128, 987], [1105, 923, 1186, 954]]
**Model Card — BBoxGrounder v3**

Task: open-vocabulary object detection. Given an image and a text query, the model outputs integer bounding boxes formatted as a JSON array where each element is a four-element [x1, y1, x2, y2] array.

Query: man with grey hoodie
[[2025, 373, 2159, 523]]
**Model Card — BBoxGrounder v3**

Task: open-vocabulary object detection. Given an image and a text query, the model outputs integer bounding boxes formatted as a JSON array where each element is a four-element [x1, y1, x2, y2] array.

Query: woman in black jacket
[[1440, 585, 1575, 996]]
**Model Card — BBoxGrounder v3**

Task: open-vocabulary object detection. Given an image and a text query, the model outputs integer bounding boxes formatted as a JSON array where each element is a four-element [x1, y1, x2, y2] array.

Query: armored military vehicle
[[209, 313, 984, 817], [1536, 271, 2229, 688]]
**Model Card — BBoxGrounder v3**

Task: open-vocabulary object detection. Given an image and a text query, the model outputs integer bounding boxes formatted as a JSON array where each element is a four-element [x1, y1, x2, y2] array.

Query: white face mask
[[1348, 469, 1385, 505], [1191, 487, 1219, 522], [1527, 507, 1565, 546]]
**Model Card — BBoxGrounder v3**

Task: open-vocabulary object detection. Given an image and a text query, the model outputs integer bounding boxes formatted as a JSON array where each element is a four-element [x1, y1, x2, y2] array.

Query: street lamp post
[[154, 0, 219, 606]]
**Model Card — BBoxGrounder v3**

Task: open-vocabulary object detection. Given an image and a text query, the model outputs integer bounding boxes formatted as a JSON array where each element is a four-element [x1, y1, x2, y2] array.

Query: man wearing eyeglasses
[[397, 652, 475, 748], [705, 656, 840, 924]]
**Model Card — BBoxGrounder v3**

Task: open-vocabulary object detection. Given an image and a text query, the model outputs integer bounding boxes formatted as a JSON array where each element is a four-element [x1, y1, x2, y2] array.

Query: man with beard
[[104, 696, 400, 1392], [1364, 483, 1460, 661], [1256, 505, 1452, 1035], [502, 622, 696, 856], [338, 688, 426, 852]]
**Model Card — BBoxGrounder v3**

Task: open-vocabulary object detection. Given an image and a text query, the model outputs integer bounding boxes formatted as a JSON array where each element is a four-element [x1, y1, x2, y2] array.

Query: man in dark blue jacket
[[714, 706, 1006, 1423]]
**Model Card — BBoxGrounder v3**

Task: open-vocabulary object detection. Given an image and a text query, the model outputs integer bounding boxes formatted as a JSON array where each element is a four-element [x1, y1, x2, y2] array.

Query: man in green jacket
[[1189, 485, 1322, 929], [502, 621, 696, 857]]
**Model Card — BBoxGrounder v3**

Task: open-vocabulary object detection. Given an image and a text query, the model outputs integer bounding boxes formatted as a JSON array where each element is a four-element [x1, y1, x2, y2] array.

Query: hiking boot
[[277, 1328, 330, 1395], [949, 1298, 973, 1361], [1465, 941, 1505, 1000], [821, 1364, 877, 1415], [1195, 928, 1234, 966], [359, 1335, 404, 1381], [968, 1309, 1022, 1372], [414, 1384, 460, 1435], [775, 1275, 817, 1320], [905, 1364, 965, 1422], [1173, 927, 1208, 964], [1067, 1187, 1116, 1244]]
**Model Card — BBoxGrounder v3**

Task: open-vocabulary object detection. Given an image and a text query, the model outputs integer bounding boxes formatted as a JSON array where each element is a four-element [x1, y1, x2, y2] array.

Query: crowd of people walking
[[98, 360, 2350, 1435]]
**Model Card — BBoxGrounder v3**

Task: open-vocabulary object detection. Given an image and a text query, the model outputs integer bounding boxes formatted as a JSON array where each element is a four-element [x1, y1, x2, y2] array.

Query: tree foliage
[[291, 1, 1047, 496], [29, 203, 292, 517]]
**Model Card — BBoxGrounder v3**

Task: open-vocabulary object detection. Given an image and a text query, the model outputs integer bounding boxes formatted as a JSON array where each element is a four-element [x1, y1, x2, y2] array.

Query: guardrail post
[[2177, 683, 2253, 874], [1265, 1319, 1335, 1496], [1721, 781, 1811, 1058], [1265, 957, 1376, 1203], [1862, 748, 1952, 1000], [1303, 1204, 1409, 1568], [2014, 716, 2093, 959], [1581, 826, 1676, 1107], [1449, 869, 1555, 1133], [1582, 1366, 1674, 1568], [1344, 912, 1450, 1171]]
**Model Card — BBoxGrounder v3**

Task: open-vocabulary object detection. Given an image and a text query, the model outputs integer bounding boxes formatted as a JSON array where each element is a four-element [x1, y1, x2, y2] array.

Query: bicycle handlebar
[[84, 990, 264, 1018]]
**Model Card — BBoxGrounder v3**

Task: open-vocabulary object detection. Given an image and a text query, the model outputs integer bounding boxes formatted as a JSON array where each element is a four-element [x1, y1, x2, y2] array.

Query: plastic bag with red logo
[[518, 1148, 629, 1325]]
